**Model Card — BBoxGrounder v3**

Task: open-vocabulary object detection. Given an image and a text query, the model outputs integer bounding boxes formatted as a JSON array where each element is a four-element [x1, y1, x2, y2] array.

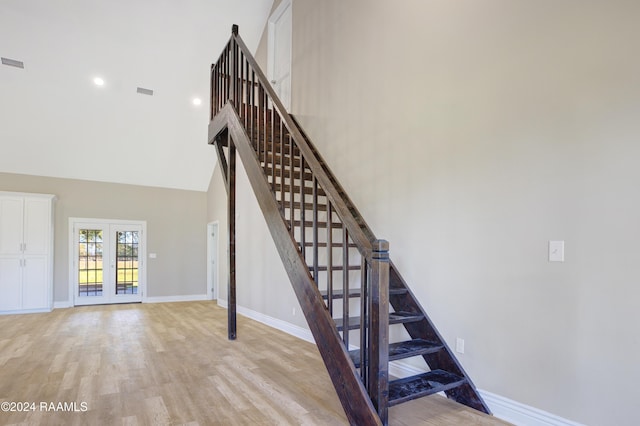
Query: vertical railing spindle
[[240, 56, 245, 126], [288, 134, 294, 234], [212, 62, 216, 116], [262, 87, 268, 169], [312, 177, 319, 280], [327, 203, 333, 315], [342, 228, 349, 348], [360, 257, 368, 384], [270, 107, 276, 190], [299, 156, 306, 260], [250, 70, 255, 146], [279, 118, 285, 208]]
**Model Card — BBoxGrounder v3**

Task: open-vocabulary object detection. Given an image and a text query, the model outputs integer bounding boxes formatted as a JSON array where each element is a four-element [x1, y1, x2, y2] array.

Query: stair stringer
[[209, 102, 382, 426]]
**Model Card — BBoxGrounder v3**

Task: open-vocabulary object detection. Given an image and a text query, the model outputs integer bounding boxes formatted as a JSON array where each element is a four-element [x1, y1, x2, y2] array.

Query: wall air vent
[[1, 57, 25, 69], [136, 87, 154, 96]]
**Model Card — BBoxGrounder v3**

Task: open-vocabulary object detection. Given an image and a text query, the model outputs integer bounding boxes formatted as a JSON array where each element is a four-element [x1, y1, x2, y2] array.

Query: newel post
[[369, 239, 389, 424]]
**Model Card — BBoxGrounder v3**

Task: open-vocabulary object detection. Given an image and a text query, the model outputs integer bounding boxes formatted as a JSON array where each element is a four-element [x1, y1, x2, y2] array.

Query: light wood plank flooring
[[0, 301, 511, 425]]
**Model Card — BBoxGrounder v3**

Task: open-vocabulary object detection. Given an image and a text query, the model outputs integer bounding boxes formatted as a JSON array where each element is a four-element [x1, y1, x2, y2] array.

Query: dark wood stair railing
[[208, 25, 490, 426]]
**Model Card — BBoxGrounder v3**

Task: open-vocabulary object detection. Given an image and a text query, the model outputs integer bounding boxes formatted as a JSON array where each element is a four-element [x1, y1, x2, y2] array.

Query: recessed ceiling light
[[192, 98, 202, 106], [93, 77, 105, 86]]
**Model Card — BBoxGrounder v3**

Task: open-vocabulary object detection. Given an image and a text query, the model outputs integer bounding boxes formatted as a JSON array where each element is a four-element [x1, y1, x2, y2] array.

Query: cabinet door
[[0, 197, 24, 255], [23, 198, 50, 255], [0, 257, 22, 310], [22, 256, 48, 310]]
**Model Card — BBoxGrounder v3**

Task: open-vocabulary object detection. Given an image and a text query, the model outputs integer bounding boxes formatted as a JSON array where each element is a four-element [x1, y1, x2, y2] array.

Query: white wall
[[207, 1, 640, 424], [289, 1, 640, 425]]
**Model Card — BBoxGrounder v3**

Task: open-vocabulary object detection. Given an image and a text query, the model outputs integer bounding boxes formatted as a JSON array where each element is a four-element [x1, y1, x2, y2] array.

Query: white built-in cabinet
[[0, 192, 55, 314]]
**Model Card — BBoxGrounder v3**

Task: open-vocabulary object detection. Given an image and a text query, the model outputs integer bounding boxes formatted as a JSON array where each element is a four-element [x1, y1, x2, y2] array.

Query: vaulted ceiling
[[0, 0, 273, 191]]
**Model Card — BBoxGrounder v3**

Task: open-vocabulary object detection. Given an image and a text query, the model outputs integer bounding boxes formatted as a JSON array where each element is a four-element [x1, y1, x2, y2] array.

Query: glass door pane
[[75, 226, 109, 305], [116, 230, 139, 295], [78, 229, 103, 296], [110, 224, 143, 303]]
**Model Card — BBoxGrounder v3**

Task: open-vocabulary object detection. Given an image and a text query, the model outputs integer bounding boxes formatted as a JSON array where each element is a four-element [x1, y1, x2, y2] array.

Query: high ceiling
[[0, 0, 273, 191]]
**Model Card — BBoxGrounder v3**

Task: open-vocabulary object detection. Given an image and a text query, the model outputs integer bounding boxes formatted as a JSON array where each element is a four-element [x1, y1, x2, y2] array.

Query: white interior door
[[268, 0, 292, 110], [72, 220, 144, 306], [207, 222, 219, 300]]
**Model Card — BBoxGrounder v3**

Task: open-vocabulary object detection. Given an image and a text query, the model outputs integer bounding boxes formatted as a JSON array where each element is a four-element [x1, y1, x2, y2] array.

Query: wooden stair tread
[[388, 370, 466, 407], [280, 201, 328, 212], [265, 167, 312, 181], [334, 311, 424, 331], [308, 265, 360, 272], [259, 151, 300, 167], [290, 220, 342, 229], [348, 338, 443, 367], [273, 183, 326, 196], [300, 242, 358, 248], [320, 287, 407, 300]]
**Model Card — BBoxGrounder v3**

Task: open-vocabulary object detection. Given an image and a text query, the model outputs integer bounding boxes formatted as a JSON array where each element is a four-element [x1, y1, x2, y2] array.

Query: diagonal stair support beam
[[209, 102, 382, 426], [214, 135, 229, 192]]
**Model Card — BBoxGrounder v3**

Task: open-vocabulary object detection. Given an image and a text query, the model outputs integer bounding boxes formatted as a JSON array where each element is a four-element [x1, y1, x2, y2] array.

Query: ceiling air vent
[[136, 87, 154, 96], [1, 57, 25, 69]]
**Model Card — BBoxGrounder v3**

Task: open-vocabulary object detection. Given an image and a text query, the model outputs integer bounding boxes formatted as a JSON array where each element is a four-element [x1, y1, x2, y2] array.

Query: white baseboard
[[54, 295, 209, 307], [478, 389, 584, 426], [217, 299, 315, 343], [386, 358, 583, 426], [144, 294, 209, 303], [0, 307, 52, 315]]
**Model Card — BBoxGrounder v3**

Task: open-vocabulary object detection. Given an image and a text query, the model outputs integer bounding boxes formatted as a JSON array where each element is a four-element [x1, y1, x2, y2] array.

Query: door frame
[[267, 0, 292, 110], [68, 217, 147, 306], [207, 221, 219, 301]]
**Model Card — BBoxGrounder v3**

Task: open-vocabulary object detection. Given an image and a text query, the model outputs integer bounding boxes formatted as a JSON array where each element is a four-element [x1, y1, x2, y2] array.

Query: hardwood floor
[[0, 301, 511, 425]]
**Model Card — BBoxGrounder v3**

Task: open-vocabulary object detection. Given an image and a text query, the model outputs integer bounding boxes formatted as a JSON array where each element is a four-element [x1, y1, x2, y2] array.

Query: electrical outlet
[[292, 307, 296, 316], [456, 338, 465, 354]]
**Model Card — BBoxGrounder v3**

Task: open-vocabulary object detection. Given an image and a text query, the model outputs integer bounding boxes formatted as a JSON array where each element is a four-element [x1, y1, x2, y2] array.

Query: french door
[[70, 219, 145, 305]]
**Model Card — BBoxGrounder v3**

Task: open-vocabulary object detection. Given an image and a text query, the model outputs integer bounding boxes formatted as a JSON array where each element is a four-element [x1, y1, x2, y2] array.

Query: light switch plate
[[549, 241, 565, 262]]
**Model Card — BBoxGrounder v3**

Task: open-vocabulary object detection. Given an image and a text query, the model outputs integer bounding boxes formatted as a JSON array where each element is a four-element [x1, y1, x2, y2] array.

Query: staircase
[[208, 25, 490, 425]]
